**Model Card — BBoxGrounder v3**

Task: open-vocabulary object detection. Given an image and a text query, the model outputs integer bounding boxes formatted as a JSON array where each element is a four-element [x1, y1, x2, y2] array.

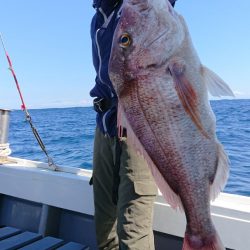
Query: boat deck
[[0, 226, 89, 250]]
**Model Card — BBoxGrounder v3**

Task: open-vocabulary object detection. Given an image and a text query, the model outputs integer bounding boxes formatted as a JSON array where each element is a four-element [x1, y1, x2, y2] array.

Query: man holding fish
[[90, 0, 233, 249]]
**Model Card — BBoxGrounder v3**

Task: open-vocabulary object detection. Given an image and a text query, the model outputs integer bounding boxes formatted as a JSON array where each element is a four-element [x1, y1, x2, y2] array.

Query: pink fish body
[[109, 0, 234, 249]]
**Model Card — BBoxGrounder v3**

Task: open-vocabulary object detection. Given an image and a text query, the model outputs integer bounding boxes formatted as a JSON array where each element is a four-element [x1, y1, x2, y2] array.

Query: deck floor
[[0, 226, 89, 250]]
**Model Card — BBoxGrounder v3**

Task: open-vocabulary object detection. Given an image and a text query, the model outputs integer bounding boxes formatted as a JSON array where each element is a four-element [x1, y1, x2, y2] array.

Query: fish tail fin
[[183, 231, 225, 250], [210, 142, 229, 201]]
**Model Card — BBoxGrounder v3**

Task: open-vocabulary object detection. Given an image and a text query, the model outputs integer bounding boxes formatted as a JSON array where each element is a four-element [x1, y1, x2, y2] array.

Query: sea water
[[8, 99, 250, 197]]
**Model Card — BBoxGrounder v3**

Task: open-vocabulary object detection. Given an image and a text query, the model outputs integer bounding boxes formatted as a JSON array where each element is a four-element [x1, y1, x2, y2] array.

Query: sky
[[0, 0, 249, 109]]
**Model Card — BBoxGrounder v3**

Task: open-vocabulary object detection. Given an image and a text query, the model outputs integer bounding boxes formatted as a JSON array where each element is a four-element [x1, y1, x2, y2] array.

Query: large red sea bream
[[109, 0, 234, 249]]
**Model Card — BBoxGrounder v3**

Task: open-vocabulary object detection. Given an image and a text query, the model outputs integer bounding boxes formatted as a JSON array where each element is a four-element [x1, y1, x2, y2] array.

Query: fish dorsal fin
[[168, 60, 209, 138], [202, 66, 235, 97]]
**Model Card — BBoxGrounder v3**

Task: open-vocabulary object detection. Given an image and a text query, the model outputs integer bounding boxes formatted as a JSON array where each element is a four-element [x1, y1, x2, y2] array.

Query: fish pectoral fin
[[202, 65, 235, 97], [168, 60, 209, 138]]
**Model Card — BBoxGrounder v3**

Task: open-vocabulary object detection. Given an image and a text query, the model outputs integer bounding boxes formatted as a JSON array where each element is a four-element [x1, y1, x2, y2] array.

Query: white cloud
[[209, 89, 250, 100], [233, 90, 250, 99]]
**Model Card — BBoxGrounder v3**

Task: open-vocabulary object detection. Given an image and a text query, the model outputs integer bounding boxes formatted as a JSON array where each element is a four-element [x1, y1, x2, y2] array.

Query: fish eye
[[119, 33, 131, 48]]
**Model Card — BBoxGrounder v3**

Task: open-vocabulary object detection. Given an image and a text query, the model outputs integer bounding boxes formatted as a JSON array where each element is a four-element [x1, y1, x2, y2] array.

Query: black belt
[[93, 97, 114, 113]]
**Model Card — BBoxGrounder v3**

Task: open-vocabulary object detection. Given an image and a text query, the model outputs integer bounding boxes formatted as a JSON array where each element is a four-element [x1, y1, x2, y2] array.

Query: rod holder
[[0, 109, 11, 157]]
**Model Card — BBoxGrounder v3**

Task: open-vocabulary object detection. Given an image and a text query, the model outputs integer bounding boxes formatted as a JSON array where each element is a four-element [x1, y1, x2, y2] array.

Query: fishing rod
[[0, 33, 57, 170]]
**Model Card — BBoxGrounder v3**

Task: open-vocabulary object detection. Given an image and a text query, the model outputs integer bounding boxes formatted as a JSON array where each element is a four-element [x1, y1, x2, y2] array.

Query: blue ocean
[[8, 99, 250, 197]]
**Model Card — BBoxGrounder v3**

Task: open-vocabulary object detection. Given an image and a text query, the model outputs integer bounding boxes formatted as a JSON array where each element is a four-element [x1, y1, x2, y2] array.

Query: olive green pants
[[92, 128, 158, 250]]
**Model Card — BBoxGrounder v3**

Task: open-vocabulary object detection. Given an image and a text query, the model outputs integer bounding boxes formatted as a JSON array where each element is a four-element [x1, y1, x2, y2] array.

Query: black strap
[[112, 137, 122, 205], [89, 176, 93, 185]]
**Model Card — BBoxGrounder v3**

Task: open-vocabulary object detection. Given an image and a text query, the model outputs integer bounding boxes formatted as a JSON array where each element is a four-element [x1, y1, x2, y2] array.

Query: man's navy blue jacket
[[90, 0, 177, 137]]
